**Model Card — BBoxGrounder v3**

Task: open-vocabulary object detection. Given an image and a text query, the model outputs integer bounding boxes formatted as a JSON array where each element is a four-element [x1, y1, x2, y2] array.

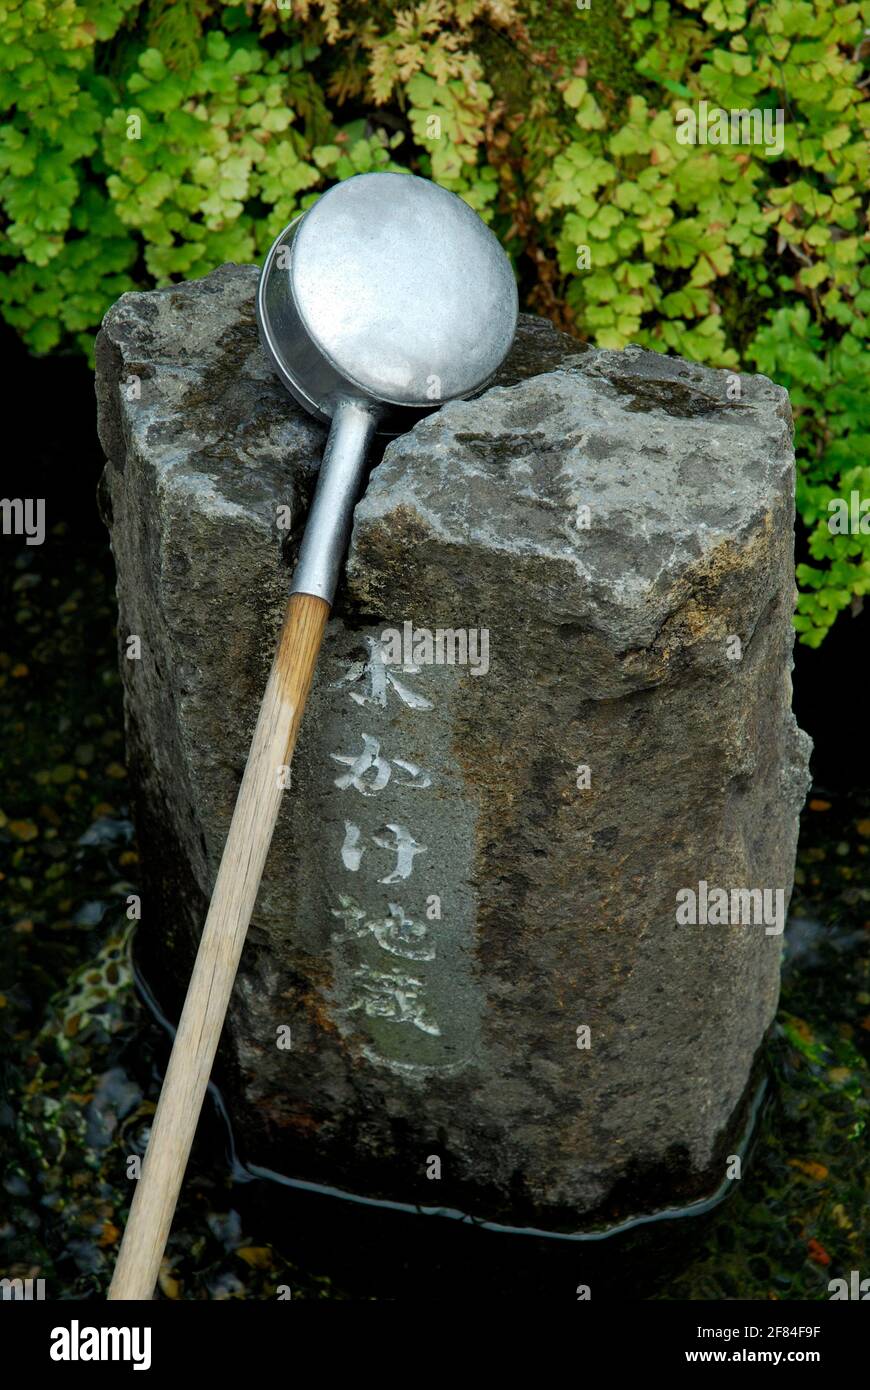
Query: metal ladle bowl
[[257, 172, 518, 603], [258, 170, 518, 432]]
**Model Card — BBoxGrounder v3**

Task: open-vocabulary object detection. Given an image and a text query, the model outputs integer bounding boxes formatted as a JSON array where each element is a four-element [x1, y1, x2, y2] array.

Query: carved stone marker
[[96, 264, 811, 1233]]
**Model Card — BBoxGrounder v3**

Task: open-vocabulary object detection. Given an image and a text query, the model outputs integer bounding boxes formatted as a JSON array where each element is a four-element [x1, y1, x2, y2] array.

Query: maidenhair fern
[[0, 0, 866, 643]]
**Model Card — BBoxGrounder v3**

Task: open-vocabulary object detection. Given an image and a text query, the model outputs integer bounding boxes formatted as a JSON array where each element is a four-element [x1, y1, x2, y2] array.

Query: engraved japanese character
[[331, 735, 431, 795], [345, 963, 440, 1034], [332, 637, 433, 711]]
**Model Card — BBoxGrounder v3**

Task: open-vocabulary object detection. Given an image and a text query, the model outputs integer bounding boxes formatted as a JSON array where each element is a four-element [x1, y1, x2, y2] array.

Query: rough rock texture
[[95, 263, 811, 1232]]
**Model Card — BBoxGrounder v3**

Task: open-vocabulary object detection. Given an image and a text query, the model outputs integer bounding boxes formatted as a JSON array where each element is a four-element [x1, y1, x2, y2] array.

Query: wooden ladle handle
[[108, 592, 329, 1300]]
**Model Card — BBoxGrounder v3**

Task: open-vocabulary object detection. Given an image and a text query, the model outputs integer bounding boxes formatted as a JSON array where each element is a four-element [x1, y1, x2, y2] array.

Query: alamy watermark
[[1, 1275, 46, 1299], [828, 491, 870, 534], [50, 1320, 151, 1370], [676, 881, 785, 936], [1, 497, 45, 546], [828, 1270, 870, 1299], [380, 621, 490, 676], [675, 101, 785, 158]]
